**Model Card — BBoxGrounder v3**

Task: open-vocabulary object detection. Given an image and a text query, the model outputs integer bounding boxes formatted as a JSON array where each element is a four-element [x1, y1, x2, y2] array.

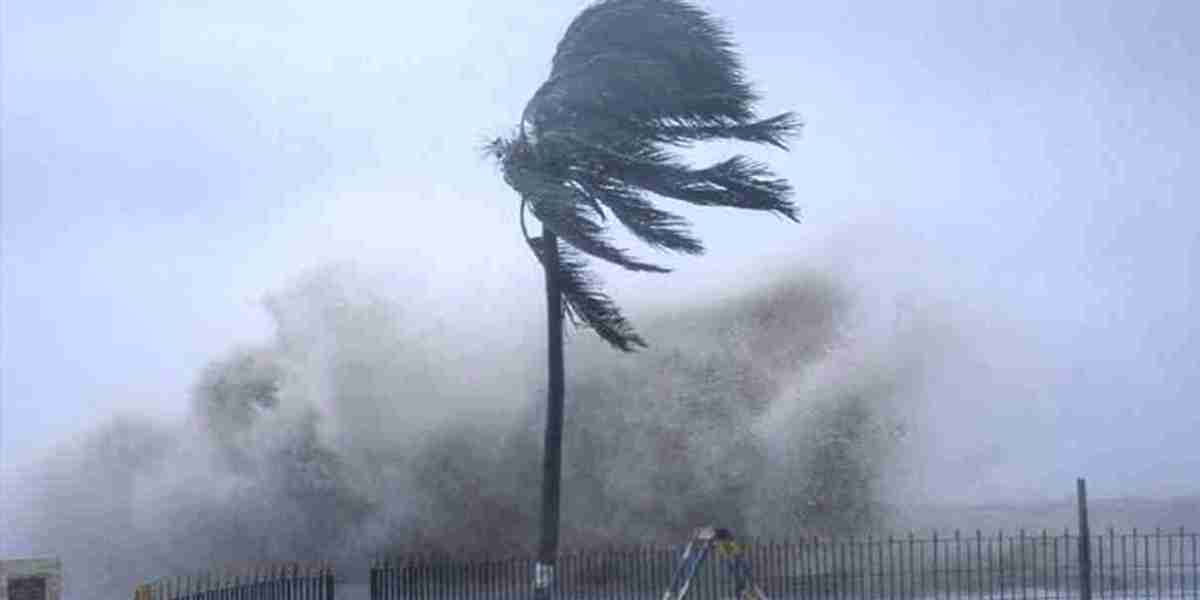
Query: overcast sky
[[2, 0, 1197, 502]]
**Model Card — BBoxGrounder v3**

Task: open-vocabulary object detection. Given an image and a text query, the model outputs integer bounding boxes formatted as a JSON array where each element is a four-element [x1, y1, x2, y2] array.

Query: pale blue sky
[[2, 0, 1197, 501]]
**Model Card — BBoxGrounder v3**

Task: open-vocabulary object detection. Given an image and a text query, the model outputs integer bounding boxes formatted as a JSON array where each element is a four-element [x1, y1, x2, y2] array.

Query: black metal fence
[[372, 529, 1199, 600], [136, 564, 335, 600]]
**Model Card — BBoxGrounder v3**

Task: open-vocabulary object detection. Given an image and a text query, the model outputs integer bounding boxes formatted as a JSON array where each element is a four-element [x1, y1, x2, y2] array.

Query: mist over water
[[2, 245, 980, 600]]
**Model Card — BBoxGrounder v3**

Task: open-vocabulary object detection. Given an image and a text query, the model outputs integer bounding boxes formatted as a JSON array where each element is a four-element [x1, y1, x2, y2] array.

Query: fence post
[[1077, 478, 1092, 600], [325, 565, 336, 600]]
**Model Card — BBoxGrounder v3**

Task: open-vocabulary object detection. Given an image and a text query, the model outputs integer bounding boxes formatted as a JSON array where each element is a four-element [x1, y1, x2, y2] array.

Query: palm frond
[[493, 0, 800, 351], [529, 0, 756, 132], [513, 164, 670, 273], [648, 112, 802, 149], [529, 235, 647, 352], [558, 136, 798, 220], [577, 182, 704, 254]]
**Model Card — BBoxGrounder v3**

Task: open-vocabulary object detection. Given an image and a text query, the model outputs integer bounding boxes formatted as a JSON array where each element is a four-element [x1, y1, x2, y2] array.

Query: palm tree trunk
[[536, 227, 565, 600]]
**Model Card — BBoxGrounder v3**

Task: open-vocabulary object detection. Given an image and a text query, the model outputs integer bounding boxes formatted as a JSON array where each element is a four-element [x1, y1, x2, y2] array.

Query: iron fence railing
[[136, 563, 335, 600], [371, 528, 1199, 600]]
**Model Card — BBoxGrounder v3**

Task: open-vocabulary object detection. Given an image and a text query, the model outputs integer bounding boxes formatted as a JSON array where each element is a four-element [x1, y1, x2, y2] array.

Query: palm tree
[[488, 0, 799, 594]]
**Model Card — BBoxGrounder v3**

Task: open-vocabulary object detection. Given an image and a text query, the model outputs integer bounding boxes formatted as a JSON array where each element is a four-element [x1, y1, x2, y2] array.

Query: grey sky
[[2, 0, 1197, 501]]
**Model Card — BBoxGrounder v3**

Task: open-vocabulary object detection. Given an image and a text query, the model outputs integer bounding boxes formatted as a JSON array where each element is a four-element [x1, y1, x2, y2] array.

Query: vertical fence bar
[[373, 560, 380, 600], [883, 535, 892, 600], [628, 544, 638, 600], [489, 554, 499, 600], [1144, 530, 1151, 598], [981, 534, 989, 600], [423, 557, 429, 600], [516, 549, 525, 600], [1033, 531, 1041, 600], [1121, 532, 1129, 600], [902, 535, 912, 600], [1185, 530, 1195, 600], [1110, 529, 1117, 600], [931, 532, 939, 600], [652, 543, 661, 600], [459, 555, 468, 600], [771, 539, 780, 600], [436, 554, 446, 600], [408, 559, 417, 600], [1180, 531, 1185, 600], [1138, 529, 1145, 598], [973, 531, 982, 600], [1077, 479, 1092, 600], [1055, 531, 1062, 600], [854, 537, 864, 600], [1156, 528, 1163, 600], [953, 531, 961, 600], [386, 558, 392, 600], [783, 541, 792, 600], [455, 554, 463, 600], [842, 538, 850, 600], [432, 555, 441, 600], [916, 534, 922, 600], [1001, 531, 1009, 600], [967, 530, 976, 600], [784, 540, 793, 600], [840, 537, 849, 600], [653, 543, 662, 600], [885, 536, 894, 600], [796, 539, 804, 600], [988, 532, 998, 600], [1170, 528, 1177, 600], [503, 556, 512, 600], [1192, 530, 1198, 600], [498, 556, 506, 600], [464, 554, 474, 600], [486, 554, 494, 600], [811, 538, 820, 600], [1022, 530, 1032, 600], [487, 553, 496, 600], [822, 537, 831, 600], [860, 536, 870, 600], [648, 542, 657, 600], [859, 538, 868, 600], [427, 554, 436, 600]]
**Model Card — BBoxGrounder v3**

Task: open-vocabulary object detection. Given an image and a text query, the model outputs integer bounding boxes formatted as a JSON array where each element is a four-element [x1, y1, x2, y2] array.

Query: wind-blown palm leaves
[[490, 0, 800, 352]]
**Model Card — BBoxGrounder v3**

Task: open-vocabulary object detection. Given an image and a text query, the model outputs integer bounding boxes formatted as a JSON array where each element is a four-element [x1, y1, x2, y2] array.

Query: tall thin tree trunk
[[536, 228, 565, 600]]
